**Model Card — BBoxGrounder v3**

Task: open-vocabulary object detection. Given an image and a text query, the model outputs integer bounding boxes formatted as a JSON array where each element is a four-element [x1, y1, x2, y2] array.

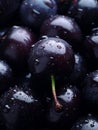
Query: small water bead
[[5, 105, 10, 109], [76, 124, 80, 128], [25, 73, 31, 78], [32, 44, 35, 48], [50, 56, 54, 60], [32, 9, 40, 15], [57, 45, 62, 49], [44, 0, 54, 8], [41, 35, 49, 39]]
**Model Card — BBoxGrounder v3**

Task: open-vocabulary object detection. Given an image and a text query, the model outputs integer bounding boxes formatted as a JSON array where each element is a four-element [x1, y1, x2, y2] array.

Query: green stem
[[51, 75, 62, 110]]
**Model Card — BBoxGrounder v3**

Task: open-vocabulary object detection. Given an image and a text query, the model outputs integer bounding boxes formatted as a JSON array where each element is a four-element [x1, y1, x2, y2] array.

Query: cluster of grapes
[[0, 0, 98, 130]]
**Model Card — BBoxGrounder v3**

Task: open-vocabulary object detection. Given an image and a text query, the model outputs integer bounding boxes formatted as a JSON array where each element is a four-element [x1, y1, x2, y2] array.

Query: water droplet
[[85, 120, 89, 123], [32, 44, 35, 48], [67, 92, 70, 95], [79, 124, 83, 127], [35, 59, 39, 65], [24, 2, 28, 5], [3, 105, 10, 113], [5, 105, 10, 109], [88, 113, 92, 117], [32, 9, 40, 15], [11, 97, 14, 100], [26, 73, 31, 78], [76, 125, 80, 128], [56, 36, 59, 38], [30, 3, 33, 6], [90, 123, 94, 127], [13, 89, 17, 92], [64, 31, 67, 34], [44, 0, 54, 8], [50, 56, 54, 60], [41, 35, 48, 39], [57, 45, 62, 49]]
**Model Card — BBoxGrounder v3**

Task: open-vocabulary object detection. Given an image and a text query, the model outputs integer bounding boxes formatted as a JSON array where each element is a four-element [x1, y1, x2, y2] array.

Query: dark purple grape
[[71, 114, 98, 130], [82, 70, 98, 113], [68, 0, 98, 35], [45, 84, 81, 129], [20, 0, 57, 31], [1, 25, 37, 74], [69, 53, 87, 87], [82, 28, 98, 71], [0, 60, 13, 95], [40, 15, 82, 51], [28, 37, 75, 77], [0, 85, 44, 130]]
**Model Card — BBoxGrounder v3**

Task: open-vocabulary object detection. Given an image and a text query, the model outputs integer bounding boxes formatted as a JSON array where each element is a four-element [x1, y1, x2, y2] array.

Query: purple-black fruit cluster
[[0, 0, 98, 130]]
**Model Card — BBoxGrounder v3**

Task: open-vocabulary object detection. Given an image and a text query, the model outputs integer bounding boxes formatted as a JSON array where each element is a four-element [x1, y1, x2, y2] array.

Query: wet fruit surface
[[0, 0, 98, 130]]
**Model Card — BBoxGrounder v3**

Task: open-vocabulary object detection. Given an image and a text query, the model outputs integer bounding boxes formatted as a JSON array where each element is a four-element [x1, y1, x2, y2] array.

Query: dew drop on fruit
[[50, 56, 54, 60], [79, 123, 83, 127], [90, 123, 94, 127], [85, 120, 89, 123], [24, 2, 28, 5], [76, 124, 80, 128], [32, 44, 35, 48], [41, 35, 48, 39], [35, 59, 40, 65], [44, 0, 54, 8], [32, 9, 40, 15], [57, 45, 62, 49], [3, 105, 10, 113]]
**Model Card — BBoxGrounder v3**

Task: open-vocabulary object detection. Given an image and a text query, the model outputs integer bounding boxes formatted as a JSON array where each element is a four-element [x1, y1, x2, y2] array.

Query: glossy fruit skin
[[28, 37, 75, 77], [71, 114, 98, 130], [20, 0, 57, 30], [82, 28, 98, 71], [1, 26, 37, 73], [68, 0, 98, 35], [0, 60, 13, 95], [0, 0, 21, 26], [0, 85, 44, 130], [82, 70, 98, 113], [40, 15, 82, 51], [69, 53, 87, 87], [45, 85, 81, 129]]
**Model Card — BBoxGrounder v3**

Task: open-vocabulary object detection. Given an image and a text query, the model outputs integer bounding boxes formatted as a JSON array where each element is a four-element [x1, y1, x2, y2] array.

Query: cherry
[[68, 0, 98, 35], [28, 37, 75, 77], [82, 27, 98, 71], [71, 114, 98, 130], [20, 0, 57, 31], [45, 84, 81, 129], [40, 15, 82, 51], [69, 53, 87, 87], [82, 70, 98, 113], [1, 25, 37, 74], [0, 84, 44, 130], [0, 60, 13, 95]]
